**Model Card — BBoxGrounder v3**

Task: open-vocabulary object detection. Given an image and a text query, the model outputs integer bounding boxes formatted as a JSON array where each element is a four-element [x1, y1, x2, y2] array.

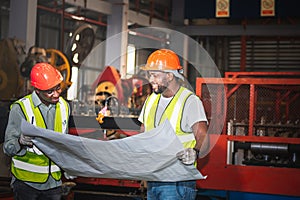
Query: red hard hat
[[30, 63, 63, 90], [141, 49, 183, 71]]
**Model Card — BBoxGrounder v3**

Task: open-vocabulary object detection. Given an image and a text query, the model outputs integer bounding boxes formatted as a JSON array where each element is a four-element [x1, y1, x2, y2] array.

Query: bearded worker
[[138, 49, 208, 200]]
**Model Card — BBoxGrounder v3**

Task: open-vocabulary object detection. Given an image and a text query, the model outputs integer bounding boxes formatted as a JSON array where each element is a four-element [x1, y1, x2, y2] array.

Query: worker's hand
[[176, 148, 199, 165], [64, 172, 77, 180], [18, 134, 33, 147]]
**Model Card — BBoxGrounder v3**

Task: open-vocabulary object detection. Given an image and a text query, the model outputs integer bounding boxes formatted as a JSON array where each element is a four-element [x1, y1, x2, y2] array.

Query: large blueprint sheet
[[21, 120, 206, 182]]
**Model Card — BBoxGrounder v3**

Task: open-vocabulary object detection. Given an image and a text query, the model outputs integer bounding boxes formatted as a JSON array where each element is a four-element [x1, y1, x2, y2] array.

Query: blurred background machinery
[[0, 38, 25, 101]]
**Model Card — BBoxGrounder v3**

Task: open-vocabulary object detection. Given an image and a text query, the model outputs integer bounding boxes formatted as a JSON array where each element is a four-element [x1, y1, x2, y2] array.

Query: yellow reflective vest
[[11, 94, 69, 183], [142, 87, 196, 149]]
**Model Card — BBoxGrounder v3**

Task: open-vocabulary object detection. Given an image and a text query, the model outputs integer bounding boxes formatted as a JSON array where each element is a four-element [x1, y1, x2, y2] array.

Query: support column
[[171, 0, 185, 26], [170, 0, 189, 78], [8, 0, 37, 52], [105, 0, 128, 78]]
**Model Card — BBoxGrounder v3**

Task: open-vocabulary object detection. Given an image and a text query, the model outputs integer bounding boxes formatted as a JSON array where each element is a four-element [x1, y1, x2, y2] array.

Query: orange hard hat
[[141, 49, 183, 71], [30, 62, 63, 90]]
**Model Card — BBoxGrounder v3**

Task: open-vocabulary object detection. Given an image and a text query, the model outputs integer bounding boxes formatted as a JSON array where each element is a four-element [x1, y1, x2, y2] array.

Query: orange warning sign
[[216, 0, 230, 18], [261, 0, 275, 16]]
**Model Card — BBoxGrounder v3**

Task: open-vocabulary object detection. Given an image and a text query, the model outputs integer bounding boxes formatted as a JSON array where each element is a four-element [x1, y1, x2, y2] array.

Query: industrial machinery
[[195, 72, 300, 199]]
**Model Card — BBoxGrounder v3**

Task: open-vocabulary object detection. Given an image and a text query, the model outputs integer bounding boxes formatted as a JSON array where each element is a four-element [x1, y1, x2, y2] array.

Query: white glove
[[64, 172, 77, 180], [19, 134, 33, 147], [176, 148, 199, 165]]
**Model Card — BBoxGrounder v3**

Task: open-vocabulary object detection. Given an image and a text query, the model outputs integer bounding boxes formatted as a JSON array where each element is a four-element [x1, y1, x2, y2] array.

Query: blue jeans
[[147, 180, 197, 200], [12, 180, 62, 200]]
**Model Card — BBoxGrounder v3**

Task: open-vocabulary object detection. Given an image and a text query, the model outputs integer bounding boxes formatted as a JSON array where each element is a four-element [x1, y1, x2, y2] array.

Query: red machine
[[196, 72, 300, 197]]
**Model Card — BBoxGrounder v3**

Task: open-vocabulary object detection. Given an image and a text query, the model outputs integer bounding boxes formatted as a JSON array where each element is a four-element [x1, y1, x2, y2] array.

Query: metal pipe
[[37, 5, 107, 27], [235, 142, 300, 155], [251, 143, 289, 155]]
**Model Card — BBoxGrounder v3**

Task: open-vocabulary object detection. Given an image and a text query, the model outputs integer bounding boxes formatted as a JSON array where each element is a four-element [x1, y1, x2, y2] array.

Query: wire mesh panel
[[198, 83, 226, 135], [196, 75, 300, 137], [254, 85, 300, 138], [227, 84, 250, 124]]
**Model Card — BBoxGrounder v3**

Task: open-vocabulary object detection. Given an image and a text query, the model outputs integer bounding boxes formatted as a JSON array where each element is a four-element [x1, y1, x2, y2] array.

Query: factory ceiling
[[1, 0, 300, 37]]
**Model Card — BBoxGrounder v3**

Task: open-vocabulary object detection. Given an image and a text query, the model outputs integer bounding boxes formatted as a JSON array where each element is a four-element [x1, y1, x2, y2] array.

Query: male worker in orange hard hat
[[138, 49, 208, 200], [3, 62, 72, 200]]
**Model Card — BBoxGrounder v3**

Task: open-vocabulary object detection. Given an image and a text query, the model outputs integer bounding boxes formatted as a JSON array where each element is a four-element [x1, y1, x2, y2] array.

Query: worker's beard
[[153, 85, 167, 94]]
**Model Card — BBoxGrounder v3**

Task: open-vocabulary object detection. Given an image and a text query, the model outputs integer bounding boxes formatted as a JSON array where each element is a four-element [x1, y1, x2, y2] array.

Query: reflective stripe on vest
[[13, 159, 61, 173], [143, 87, 196, 148], [11, 95, 69, 183]]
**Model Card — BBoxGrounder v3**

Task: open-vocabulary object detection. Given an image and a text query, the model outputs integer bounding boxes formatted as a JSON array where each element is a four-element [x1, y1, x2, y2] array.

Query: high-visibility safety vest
[[142, 87, 196, 149], [11, 94, 69, 183]]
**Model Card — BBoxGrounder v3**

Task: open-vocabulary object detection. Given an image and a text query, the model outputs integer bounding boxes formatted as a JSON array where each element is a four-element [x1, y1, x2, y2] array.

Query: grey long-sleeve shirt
[[3, 91, 69, 190]]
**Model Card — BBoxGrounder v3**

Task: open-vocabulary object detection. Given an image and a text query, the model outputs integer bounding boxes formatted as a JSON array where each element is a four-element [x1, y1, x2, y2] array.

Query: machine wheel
[[65, 24, 95, 67], [46, 48, 72, 91]]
